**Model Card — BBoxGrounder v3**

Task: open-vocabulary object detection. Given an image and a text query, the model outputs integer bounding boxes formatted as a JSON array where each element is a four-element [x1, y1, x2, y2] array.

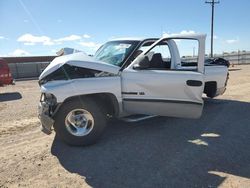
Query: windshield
[[94, 41, 139, 67]]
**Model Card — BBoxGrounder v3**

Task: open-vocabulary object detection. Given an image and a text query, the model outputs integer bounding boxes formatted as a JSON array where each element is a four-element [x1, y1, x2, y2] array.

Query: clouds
[[162, 31, 240, 47], [54, 35, 81, 42], [0, 36, 8, 40], [179, 30, 196, 35], [162, 30, 197, 37], [226, 39, 239, 44], [10, 49, 30, 56], [79, 41, 100, 48], [17, 33, 92, 46], [17, 33, 54, 46], [83, 34, 91, 39], [14, 33, 98, 55]]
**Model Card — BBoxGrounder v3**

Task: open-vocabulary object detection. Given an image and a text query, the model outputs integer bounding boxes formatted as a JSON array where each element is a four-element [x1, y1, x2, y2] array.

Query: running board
[[121, 115, 157, 123]]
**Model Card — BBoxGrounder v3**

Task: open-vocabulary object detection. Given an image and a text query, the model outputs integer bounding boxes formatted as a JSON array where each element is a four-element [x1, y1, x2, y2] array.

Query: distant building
[[0, 56, 57, 79]]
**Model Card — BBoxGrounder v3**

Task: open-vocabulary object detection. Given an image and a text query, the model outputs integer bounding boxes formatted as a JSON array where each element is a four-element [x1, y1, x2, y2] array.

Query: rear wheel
[[54, 98, 107, 146]]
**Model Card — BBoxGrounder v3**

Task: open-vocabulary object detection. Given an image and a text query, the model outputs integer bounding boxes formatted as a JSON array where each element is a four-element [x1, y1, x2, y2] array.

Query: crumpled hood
[[39, 52, 120, 80]]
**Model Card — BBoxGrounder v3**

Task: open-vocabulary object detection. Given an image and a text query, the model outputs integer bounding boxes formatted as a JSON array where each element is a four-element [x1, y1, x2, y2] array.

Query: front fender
[[41, 77, 122, 104]]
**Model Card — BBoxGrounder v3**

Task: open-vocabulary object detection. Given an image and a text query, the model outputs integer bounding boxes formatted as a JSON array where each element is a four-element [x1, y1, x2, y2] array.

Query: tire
[[206, 91, 216, 98], [54, 98, 107, 146]]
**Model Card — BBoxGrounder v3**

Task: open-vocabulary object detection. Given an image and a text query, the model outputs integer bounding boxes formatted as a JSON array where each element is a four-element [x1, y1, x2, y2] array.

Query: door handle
[[186, 80, 202, 87]]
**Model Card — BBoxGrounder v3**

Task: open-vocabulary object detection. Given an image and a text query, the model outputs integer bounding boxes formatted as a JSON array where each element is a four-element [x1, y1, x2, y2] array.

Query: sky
[[0, 0, 249, 57]]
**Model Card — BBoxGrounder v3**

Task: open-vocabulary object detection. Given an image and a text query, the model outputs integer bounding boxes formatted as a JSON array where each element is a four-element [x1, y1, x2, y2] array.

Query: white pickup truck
[[38, 34, 229, 146]]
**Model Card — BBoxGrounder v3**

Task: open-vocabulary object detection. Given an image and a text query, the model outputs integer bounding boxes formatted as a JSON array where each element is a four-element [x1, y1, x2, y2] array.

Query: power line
[[205, 0, 220, 57]]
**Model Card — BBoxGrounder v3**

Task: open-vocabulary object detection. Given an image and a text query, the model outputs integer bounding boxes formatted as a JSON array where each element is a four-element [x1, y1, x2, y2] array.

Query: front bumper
[[38, 102, 54, 134]]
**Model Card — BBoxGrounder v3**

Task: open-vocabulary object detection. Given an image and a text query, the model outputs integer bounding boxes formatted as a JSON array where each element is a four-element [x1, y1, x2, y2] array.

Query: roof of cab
[[108, 37, 147, 42]]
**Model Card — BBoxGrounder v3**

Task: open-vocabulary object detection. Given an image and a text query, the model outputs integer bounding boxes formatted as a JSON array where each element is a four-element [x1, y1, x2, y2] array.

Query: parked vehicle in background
[[38, 34, 229, 146], [0, 59, 14, 86], [205, 57, 230, 67]]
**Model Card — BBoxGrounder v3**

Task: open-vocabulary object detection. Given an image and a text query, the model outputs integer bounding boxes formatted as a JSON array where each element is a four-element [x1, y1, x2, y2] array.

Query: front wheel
[[54, 98, 107, 146]]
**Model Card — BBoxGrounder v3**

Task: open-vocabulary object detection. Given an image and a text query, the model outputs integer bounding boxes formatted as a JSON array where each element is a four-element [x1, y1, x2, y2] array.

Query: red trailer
[[0, 59, 14, 86]]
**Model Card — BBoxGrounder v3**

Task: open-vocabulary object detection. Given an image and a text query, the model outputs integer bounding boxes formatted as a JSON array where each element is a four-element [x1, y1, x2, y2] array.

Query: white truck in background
[[38, 34, 229, 146]]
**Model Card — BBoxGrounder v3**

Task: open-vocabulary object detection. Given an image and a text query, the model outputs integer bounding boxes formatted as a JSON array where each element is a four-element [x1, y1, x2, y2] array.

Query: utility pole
[[205, 0, 219, 58]]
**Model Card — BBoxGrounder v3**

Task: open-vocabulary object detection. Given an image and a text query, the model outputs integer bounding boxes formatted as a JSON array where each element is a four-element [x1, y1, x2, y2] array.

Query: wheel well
[[62, 93, 119, 117], [204, 81, 217, 98]]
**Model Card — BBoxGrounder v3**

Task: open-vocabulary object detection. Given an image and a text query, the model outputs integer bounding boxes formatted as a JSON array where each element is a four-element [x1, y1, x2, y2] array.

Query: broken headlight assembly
[[40, 93, 57, 106]]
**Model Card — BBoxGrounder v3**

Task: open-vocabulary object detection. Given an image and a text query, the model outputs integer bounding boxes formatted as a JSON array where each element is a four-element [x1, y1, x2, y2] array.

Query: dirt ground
[[0, 65, 250, 188]]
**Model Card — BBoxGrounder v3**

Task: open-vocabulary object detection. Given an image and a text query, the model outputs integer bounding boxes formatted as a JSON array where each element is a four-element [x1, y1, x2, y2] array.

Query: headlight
[[40, 93, 45, 102]]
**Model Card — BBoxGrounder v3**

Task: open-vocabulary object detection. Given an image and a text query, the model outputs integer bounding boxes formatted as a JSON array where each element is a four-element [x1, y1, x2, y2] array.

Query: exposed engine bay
[[39, 64, 102, 85]]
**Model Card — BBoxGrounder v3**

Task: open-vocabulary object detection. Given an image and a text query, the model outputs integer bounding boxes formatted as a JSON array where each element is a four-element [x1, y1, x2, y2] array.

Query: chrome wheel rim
[[65, 109, 94, 136]]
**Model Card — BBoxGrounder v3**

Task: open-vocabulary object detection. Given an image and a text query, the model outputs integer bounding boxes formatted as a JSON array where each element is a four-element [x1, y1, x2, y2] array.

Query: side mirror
[[133, 55, 150, 70]]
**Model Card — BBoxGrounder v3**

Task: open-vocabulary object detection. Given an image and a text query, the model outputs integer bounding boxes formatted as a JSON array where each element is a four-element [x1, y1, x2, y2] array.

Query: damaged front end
[[38, 64, 105, 85], [38, 65, 109, 134], [38, 52, 120, 134], [38, 93, 58, 134]]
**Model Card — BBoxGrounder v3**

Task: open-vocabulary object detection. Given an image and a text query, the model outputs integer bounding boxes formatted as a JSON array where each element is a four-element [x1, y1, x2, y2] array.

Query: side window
[[135, 39, 199, 71], [142, 41, 172, 70], [150, 45, 171, 61], [173, 39, 199, 70]]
